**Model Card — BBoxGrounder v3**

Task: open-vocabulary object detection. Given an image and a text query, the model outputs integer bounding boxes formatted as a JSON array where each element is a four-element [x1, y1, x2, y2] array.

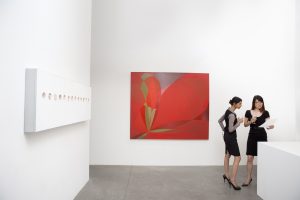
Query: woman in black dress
[[218, 97, 244, 190], [242, 95, 274, 186]]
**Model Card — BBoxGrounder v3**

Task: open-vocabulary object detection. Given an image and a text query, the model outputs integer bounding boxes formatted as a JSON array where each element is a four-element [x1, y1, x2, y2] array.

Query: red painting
[[130, 72, 209, 140]]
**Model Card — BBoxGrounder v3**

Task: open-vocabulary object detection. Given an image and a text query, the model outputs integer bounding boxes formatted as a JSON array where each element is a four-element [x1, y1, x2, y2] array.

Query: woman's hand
[[238, 117, 244, 123], [250, 116, 257, 124], [267, 125, 274, 130]]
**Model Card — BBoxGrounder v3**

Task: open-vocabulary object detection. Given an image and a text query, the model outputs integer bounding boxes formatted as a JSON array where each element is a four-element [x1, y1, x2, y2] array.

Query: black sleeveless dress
[[245, 110, 270, 156], [224, 109, 240, 156]]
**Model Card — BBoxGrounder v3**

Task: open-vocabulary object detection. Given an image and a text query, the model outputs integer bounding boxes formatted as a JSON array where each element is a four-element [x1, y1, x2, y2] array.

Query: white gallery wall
[[0, 1, 91, 200], [91, 0, 297, 166], [296, 0, 300, 140]]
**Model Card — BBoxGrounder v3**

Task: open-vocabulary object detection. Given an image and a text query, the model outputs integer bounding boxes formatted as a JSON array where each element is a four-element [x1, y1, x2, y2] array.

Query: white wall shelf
[[24, 68, 91, 133]]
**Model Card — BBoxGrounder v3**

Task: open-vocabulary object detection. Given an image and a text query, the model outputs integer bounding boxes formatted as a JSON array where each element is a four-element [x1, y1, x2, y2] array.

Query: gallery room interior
[[1, 0, 300, 200]]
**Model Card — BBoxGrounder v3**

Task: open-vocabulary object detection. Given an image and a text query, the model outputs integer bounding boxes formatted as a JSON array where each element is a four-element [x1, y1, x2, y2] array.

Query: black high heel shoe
[[242, 178, 252, 187], [229, 181, 241, 190], [222, 174, 230, 183]]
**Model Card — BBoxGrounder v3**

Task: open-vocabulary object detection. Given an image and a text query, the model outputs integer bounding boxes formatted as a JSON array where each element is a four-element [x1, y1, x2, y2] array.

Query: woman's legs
[[230, 156, 241, 185], [224, 153, 230, 178], [245, 155, 254, 183]]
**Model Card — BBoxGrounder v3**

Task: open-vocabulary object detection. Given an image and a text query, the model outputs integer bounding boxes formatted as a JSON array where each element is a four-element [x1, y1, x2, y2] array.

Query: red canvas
[[130, 72, 209, 139]]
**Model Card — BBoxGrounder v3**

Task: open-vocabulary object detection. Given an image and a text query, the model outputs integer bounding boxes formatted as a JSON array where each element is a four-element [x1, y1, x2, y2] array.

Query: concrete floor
[[75, 165, 262, 200]]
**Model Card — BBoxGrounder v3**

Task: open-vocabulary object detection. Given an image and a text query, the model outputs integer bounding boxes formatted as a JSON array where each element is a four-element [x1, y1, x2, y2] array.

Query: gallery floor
[[75, 165, 262, 200]]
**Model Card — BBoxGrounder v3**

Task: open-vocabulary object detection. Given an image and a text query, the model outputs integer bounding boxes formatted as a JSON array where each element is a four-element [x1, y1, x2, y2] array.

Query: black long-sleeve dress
[[220, 109, 241, 156]]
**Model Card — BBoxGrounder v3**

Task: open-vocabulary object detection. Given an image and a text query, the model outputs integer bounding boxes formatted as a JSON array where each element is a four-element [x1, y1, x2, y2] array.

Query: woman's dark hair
[[251, 95, 265, 112], [229, 96, 242, 105]]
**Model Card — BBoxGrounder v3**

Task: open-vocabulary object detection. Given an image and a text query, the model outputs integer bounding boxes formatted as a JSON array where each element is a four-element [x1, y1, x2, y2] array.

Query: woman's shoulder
[[244, 110, 251, 117], [225, 108, 233, 113], [263, 110, 270, 115]]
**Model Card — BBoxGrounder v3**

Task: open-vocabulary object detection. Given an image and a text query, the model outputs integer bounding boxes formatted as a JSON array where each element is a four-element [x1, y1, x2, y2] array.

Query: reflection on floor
[[75, 165, 261, 200]]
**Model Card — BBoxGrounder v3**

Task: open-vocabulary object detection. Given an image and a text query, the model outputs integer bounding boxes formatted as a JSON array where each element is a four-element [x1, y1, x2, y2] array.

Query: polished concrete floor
[[75, 165, 262, 200]]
